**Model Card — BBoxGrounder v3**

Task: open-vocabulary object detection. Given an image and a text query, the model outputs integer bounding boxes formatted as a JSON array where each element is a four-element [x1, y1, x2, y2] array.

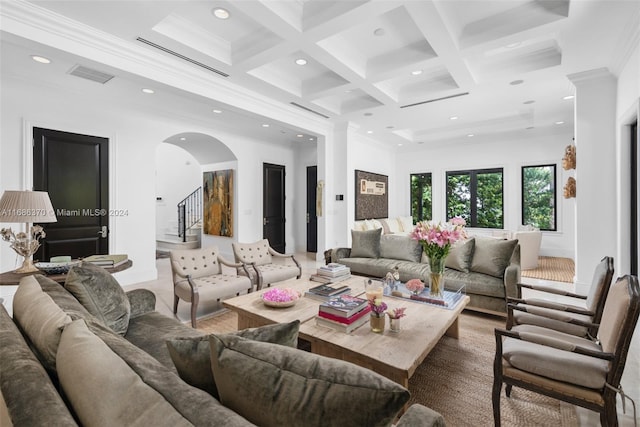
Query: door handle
[[98, 226, 108, 238], [306, 213, 310, 224], [263, 218, 268, 226]]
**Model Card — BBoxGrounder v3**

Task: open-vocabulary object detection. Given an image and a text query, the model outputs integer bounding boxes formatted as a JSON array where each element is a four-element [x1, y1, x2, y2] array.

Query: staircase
[[156, 187, 203, 254]]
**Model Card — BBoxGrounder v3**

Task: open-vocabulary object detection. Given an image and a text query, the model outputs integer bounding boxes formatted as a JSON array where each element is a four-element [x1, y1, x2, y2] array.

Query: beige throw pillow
[[470, 237, 518, 278], [57, 320, 192, 427], [445, 238, 475, 272], [12, 275, 72, 371]]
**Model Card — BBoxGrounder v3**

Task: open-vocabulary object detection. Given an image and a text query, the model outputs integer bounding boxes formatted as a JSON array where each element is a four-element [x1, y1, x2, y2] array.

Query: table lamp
[[0, 190, 57, 273]]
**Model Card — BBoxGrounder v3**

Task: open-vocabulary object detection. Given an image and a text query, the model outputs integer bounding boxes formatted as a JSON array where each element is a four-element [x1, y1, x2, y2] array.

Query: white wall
[[396, 129, 576, 258], [0, 74, 306, 283], [155, 143, 201, 238]]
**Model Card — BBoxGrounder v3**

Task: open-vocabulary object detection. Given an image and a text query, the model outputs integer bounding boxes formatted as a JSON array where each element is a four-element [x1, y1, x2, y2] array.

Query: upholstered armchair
[[232, 239, 301, 290], [493, 275, 639, 427], [511, 229, 542, 270], [170, 247, 253, 327], [507, 256, 614, 338]]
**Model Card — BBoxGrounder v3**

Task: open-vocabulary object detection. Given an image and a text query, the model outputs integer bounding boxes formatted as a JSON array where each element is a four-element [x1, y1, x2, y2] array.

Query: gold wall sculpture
[[562, 144, 576, 170], [563, 177, 576, 198]]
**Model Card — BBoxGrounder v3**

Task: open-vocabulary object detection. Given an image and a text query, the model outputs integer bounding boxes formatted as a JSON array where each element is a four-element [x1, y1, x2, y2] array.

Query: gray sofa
[[0, 262, 445, 427], [332, 230, 521, 315]]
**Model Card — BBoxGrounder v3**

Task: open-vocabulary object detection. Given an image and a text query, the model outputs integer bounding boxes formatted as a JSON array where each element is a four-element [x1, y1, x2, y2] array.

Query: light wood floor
[[127, 254, 639, 427]]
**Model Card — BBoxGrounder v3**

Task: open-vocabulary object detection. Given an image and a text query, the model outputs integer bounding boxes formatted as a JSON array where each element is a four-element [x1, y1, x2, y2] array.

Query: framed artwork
[[203, 169, 233, 237], [355, 169, 388, 220]]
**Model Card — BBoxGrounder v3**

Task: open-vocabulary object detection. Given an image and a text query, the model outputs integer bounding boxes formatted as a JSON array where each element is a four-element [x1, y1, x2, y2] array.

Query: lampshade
[[0, 190, 57, 223]]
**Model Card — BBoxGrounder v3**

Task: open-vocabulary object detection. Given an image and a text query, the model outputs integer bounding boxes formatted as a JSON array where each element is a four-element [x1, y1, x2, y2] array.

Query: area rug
[[197, 310, 578, 427], [521, 256, 575, 283]]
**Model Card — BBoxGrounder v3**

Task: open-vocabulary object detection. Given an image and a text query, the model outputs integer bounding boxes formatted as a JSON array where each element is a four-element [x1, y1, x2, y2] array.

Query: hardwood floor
[[127, 254, 639, 426]]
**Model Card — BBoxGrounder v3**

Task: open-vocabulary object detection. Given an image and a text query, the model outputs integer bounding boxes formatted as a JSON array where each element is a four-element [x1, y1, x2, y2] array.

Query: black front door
[[306, 165, 317, 252], [263, 163, 286, 254], [33, 128, 109, 261]]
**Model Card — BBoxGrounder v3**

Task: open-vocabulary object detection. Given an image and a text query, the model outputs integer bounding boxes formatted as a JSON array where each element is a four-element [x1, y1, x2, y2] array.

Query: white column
[[568, 68, 617, 290]]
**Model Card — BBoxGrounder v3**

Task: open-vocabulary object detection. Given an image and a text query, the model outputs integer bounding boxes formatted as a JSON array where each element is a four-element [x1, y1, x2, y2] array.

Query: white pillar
[[568, 68, 617, 291]]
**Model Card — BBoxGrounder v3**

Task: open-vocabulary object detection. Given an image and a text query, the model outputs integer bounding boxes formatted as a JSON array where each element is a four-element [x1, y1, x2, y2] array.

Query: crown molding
[[567, 67, 615, 85], [610, 7, 640, 76], [0, 0, 333, 136]]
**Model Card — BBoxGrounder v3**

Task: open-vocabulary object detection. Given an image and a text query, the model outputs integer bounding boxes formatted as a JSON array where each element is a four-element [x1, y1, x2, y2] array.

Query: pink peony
[[262, 287, 299, 303], [405, 279, 425, 294]]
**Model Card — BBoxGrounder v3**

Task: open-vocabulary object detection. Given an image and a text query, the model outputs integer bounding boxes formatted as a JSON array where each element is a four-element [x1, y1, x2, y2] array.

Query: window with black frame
[[521, 164, 557, 231], [446, 168, 503, 228], [410, 173, 432, 222]]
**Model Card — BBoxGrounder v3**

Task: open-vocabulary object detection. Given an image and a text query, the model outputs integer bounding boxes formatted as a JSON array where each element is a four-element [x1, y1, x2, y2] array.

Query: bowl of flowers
[[261, 287, 301, 308], [405, 279, 425, 296]]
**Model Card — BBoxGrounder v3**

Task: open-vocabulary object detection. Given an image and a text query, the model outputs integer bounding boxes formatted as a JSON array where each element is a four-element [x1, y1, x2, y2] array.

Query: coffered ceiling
[[3, 0, 639, 147]]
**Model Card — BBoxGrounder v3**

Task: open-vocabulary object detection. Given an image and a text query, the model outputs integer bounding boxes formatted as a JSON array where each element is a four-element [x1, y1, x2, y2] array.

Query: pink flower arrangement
[[410, 217, 467, 260], [368, 297, 388, 317], [262, 287, 299, 303], [387, 307, 407, 319], [405, 279, 425, 295]]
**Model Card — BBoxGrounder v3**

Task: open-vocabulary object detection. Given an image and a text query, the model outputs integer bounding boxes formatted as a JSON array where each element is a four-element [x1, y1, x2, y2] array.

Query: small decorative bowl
[[261, 288, 300, 308], [35, 261, 80, 275]]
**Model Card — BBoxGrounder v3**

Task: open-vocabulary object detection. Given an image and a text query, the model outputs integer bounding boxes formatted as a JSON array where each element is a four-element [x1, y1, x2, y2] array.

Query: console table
[[0, 260, 133, 286]]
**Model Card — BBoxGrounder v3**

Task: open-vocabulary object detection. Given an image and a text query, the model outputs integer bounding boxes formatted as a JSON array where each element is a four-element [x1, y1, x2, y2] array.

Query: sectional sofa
[[0, 262, 445, 427], [332, 229, 521, 315]]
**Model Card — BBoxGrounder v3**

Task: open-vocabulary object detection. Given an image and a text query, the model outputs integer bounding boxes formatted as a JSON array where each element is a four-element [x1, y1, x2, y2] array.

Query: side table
[[0, 260, 133, 286]]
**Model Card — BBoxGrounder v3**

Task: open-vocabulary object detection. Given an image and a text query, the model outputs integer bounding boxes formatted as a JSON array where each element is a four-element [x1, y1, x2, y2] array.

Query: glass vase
[[389, 317, 401, 333], [370, 314, 385, 333], [429, 256, 446, 298]]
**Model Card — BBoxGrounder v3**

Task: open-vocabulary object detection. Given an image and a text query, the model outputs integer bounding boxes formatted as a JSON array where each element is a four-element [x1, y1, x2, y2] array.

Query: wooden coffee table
[[223, 276, 469, 388]]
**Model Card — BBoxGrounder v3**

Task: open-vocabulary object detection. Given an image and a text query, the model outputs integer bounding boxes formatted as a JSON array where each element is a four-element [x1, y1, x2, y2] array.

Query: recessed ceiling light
[[373, 28, 385, 36], [506, 42, 521, 48], [563, 95, 575, 100], [212, 109, 222, 114], [411, 70, 423, 76], [31, 55, 51, 64], [309, 137, 314, 141], [398, 143, 403, 147], [212, 8, 230, 19], [510, 79, 524, 85], [523, 100, 535, 105], [295, 58, 307, 66], [555, 121, 565, 125], [142, 88, 154, 94], [344, 89, 352, 93], [262, 124, 270, 128], [449, 116, 458, 120], [467, 134, 475, 137], [180, 137, 186, 141], [297, 134, 303, 138]]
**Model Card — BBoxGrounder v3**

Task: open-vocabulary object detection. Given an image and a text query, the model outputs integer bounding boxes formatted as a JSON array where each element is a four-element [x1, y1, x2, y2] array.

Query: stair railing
[[177, 187, 202, 242]]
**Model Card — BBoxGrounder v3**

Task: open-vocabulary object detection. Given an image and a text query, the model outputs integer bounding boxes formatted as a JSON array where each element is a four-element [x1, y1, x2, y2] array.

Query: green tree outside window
[[522, 164, 557, 231], [411, 173, 432, 222]]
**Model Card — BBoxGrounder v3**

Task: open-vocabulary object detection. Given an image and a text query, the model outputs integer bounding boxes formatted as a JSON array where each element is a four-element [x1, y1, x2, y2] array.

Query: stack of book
[[310, 262, 351, 284], [315, 294, 370, 333], [304, 283, 351, 301], [83, 254, 129, 268]]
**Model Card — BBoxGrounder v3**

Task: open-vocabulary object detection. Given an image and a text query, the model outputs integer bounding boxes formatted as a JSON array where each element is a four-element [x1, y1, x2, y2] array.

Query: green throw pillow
[[64, 262, 131, 335], [350, 228, 382, 258], [470, 237, 518, 278], [445, 238, 475, 272], [166, 320, 300, 398], [209, 334, 410, 427]]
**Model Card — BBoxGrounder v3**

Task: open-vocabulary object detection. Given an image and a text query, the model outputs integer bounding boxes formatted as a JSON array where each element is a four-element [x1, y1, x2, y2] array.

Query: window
[[521, 164, 557, 231], [446, 168, 503, 228], [410, 173, 432, 221]]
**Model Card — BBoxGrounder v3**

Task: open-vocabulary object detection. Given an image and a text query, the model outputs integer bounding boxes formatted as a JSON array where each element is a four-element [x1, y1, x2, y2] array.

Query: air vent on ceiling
[[136, 37, 229, 78], [68, 65, 114, 84], [400, 92, 470, 109], [290, 102, 330, 119]]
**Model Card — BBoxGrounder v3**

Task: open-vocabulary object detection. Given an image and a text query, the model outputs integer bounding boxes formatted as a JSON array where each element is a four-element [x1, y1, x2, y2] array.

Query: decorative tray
[[261, 288, 301, 308], [35, 261, 81, 275], [384, 283, 466, 310]]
